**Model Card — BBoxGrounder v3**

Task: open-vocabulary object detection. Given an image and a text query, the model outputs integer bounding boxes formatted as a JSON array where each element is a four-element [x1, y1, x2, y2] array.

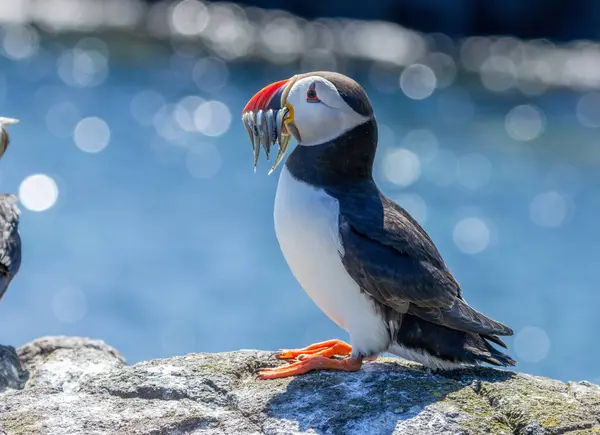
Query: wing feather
[[336, 187, 512, 337]]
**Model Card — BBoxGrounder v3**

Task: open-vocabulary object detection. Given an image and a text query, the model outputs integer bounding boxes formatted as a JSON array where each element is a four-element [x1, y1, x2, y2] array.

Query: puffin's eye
[[306, 83, 320, 103]]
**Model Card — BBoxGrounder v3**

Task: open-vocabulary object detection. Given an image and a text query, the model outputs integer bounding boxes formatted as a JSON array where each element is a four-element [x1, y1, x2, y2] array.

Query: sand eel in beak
[[242, 78, 297, 174], [242, 72, 515, 380]]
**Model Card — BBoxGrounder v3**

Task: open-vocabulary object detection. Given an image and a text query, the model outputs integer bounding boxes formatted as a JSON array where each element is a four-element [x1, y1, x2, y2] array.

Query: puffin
[[0, 118, 21, 303], [241, 72, 515, 380]]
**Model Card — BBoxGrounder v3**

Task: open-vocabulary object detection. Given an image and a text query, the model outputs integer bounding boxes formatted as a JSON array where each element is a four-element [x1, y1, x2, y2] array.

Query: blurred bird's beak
[[0, 117, 19, 159], [241, 76, 297, 174]]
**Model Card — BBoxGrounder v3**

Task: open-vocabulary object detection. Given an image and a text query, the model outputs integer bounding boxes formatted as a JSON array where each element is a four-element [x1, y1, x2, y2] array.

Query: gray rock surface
[[0, 336, 598, 434]]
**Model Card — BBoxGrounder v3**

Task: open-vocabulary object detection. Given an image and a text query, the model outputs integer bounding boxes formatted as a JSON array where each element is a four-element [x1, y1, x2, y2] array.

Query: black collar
[[285, 118, 378, 189]]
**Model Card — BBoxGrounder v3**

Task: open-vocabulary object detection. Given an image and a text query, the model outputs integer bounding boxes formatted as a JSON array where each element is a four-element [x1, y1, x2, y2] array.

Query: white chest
[[273, 166, 390, 356]]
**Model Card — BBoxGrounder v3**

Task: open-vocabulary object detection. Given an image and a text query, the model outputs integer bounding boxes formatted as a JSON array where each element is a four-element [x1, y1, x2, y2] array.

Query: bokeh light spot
[[382, 149, 421, 187], [154, 104, 185, 142], [1, 25, 39, 60], [57, 47, 108, 88], [514, 326, 550, 363], [400, 64, 436, 100], [52, 287, 87, 324], [453, 217, 490, 254], [505, 104, 545, 141], [193, 57, 229, 92], [130, 90, 166, 126], [480, 55, 516, 92], [175, 95, 205, 132], [530, 191, 568, 228], [45, 101, 81, 139], [260, 16, 304, 64], [19, 174, 59, 212], [194, 101, 232, 136], [170, 0, 209, 36], [74, 117, 110, 153], [576, 92, 600, 128], [426, 52, 456, 88], [401, 129, 438, 163]]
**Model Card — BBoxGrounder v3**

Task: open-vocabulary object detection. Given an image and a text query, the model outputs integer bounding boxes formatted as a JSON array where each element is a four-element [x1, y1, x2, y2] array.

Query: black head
[[242, 71, 377, 181]]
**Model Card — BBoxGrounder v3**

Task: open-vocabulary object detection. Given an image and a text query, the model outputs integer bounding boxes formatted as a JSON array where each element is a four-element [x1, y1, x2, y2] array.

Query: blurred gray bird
[[242, 72, 514, 380], [0, 118, 21, 302]]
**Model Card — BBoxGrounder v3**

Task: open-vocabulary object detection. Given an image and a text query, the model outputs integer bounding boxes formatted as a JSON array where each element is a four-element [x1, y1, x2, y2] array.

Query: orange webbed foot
[[275, 339, 352, 361], [257, 355, 363, 380]]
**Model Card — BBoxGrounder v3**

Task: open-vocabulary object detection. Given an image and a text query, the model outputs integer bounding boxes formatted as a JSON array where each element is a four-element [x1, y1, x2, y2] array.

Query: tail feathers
[[408, 298, 514, 337], [394, 314, 516, 368], [483, 334, 508, 349], [468, 335, 516, 367]]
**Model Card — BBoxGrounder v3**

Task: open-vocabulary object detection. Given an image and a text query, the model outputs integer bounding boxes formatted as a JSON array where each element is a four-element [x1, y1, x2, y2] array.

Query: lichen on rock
[[0, 336, 598, 434]]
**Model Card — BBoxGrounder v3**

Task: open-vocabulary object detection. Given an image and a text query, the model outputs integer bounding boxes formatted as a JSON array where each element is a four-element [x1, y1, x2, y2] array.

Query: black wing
[[0, 194, 21, 302], [337, 189, 512, 337]]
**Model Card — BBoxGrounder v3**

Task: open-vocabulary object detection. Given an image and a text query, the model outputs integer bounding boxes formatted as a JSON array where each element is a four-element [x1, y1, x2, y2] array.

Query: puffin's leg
[[275, 339, 352, 360], [257, 356, 363, 380]]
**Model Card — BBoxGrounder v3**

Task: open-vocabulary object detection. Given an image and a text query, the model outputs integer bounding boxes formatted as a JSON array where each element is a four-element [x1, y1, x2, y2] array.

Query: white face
[[284, 76, 370, 147]]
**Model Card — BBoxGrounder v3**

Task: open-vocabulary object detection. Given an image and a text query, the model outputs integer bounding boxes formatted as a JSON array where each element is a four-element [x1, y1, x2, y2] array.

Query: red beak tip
[[243, 79, 289, 114]]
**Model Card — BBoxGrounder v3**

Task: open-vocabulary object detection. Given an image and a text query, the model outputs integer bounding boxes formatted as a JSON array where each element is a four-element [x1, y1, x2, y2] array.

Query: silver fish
[[241, 107, 291, 175]]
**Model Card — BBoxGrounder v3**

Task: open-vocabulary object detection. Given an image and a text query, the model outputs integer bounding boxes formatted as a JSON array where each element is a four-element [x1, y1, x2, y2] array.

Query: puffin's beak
[[242, 77, 297, 174], [0, 117, 19, 159]]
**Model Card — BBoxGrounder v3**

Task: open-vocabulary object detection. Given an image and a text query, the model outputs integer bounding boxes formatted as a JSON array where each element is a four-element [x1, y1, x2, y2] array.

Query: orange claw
[[275, 339, 352, 361], [257, 356, 363, 380]]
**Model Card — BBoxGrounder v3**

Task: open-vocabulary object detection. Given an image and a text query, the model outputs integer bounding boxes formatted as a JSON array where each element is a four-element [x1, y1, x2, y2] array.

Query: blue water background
[[0, 42, 598, 384]]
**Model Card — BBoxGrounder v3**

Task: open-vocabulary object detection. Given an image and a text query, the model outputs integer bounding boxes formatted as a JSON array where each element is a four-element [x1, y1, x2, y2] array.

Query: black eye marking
[[306, 82, 321, 103]]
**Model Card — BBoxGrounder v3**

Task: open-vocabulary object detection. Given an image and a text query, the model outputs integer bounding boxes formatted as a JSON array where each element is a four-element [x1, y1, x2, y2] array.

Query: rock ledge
[[0, 336, 597, 434]]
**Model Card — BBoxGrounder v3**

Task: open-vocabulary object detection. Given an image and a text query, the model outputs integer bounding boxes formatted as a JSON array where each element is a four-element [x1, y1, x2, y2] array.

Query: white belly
[[273, 166, 390, 357]]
